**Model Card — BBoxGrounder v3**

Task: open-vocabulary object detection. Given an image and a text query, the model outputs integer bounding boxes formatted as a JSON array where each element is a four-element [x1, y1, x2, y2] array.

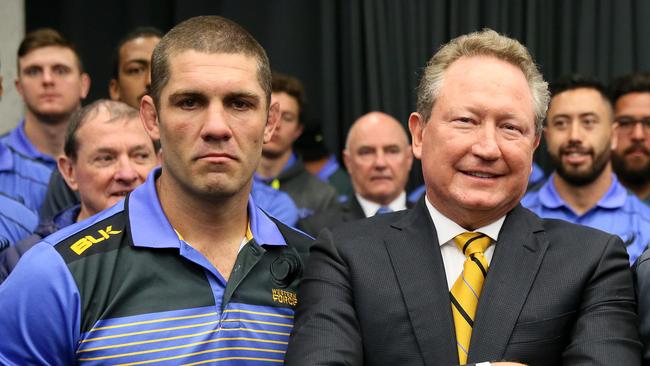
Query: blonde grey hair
[[416, 29, 549, 135]]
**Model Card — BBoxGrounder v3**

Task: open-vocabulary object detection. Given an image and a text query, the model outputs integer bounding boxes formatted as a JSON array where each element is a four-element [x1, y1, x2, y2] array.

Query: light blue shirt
[[0, 142, 50, 212], [521, 173, 650, 264]]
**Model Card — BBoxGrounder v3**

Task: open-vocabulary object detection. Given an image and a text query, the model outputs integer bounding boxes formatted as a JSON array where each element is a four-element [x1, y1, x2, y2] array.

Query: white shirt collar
[[356, 191, 407, 218], [424, 195, 506, 246]]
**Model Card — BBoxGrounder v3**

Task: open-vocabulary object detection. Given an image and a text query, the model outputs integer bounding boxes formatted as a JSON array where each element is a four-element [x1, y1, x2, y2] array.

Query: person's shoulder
[[42, 200, 127, 253], [268, 215, 314, 255], [622, 193, 650, 222]]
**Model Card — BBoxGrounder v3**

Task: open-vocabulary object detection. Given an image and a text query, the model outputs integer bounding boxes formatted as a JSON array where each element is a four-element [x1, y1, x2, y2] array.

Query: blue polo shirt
[[0, 168, 312, 364], [0, 120, 57, 170], [521, 174, 650, 264], [0, 142, 50, 212], [251, 180, 299, 227], [0, 193, 38, 248]]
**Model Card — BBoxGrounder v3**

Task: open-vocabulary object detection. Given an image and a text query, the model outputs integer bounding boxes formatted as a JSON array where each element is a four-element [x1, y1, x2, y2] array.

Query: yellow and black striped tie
[[450, 232, 491, 365]]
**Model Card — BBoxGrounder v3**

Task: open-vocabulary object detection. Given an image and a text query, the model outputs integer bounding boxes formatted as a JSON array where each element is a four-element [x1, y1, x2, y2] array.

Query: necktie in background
[[450, 232, 491, 364], [375, 206, 392, 215]]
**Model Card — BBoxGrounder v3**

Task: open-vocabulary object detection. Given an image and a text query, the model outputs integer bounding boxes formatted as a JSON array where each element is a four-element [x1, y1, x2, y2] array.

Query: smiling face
[[58, 111, 157, 221], [344, 112, 413, 205], [16, 46, 90, 123], [140, 50, 278, 202], [109, 36, 160, 108], [409, 56, 539, 229], [545, 88, 613, 186]]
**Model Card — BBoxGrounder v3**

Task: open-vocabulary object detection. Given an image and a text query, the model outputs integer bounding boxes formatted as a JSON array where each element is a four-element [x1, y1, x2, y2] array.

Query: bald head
[[344, 112, 413, 205]]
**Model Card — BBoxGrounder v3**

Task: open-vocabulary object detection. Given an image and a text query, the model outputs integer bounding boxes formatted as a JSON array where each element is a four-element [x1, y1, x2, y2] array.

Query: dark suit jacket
[[286, 199, 641, 365]]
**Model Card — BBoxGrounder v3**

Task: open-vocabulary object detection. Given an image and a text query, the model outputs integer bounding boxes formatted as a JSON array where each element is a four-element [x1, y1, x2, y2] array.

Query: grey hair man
[[286, 29, 640, 365]]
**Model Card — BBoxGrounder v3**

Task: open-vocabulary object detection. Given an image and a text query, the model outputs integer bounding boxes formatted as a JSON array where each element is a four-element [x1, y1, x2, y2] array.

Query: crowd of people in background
[[1, 15, 650, 365]]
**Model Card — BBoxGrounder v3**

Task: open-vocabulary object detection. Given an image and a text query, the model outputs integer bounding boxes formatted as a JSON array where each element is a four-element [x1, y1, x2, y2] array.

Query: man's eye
[[179, 98, 198, 109], [53, 65, 71, 75], [94, 155, 115, 165], [231, 99, 252, 111], [125, 66, 145, 75], [133, 153, 151, 162], [24, 67, 40, 76]]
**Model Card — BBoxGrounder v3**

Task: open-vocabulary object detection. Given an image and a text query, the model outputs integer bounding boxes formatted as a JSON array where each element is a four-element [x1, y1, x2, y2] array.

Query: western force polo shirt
[[0, 168, 312, 364], [521, 173, 650, 264]]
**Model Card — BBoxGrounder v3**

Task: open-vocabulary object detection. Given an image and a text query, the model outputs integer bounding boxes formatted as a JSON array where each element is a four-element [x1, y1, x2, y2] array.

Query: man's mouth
[[461, 170, 500, 179]]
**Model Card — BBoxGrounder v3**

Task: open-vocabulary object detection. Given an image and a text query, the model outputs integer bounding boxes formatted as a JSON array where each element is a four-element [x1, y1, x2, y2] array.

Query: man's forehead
[[165, 51, 261, 92], [120, 36, 160, 59], [19, 46, 79, 66]]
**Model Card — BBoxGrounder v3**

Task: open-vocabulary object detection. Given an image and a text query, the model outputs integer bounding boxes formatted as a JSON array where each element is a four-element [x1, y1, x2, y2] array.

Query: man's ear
[[140, 95, 161, 141], [108, 79, 120, 101], [263, 101, 280, 144], [58, 155, 79, 192], [79, 73, 91, 99], [408, 112, 425, 159], [611, 122, 619, 150]]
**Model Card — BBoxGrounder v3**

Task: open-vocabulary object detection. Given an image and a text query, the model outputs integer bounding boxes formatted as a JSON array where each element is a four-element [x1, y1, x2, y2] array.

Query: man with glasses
[[522, 74, 650, 264], [610, 72, 650, 203]]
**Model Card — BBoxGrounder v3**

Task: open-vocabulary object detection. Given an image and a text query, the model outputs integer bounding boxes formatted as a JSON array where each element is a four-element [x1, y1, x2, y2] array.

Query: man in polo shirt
[[522, 74, 650, 264], [1, 28, 90, 171], [610, 72, 650, 203], [0, 15, 312, 364], [255, 73, 339, 219]]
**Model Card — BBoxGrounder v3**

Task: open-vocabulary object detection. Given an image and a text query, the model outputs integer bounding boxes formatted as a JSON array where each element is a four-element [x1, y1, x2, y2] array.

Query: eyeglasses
[[615, 117, 650, 134]]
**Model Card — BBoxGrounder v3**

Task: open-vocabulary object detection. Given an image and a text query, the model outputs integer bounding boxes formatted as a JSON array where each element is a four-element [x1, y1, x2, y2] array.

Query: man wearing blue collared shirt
[[0, 16, 312, 364], [0, 28, 90, 172], [522, 74, 650, 264]]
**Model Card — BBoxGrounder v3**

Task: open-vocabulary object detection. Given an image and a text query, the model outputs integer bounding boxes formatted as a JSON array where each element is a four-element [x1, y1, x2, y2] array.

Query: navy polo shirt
[[0, 168, 312, 364]]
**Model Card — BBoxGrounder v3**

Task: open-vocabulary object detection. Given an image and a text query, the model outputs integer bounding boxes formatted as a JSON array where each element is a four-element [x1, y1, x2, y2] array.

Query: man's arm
[[285, 229, 363, 365], [0, 242, 80, 364], [563, 235, 641, 364], [634, 249, 650, 363]]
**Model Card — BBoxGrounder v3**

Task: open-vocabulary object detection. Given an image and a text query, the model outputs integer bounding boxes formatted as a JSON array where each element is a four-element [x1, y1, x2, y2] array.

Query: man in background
[[299, 111, 413, 236], [2, 28, 90, 171], [256, 73, 339, 219], [0, 99, 158, 282], [522, 74, 650, 264], [610, 72, 650, 203]]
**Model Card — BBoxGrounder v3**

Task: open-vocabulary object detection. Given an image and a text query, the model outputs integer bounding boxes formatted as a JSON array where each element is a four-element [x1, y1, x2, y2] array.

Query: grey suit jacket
[[286, 199, 641, 365]]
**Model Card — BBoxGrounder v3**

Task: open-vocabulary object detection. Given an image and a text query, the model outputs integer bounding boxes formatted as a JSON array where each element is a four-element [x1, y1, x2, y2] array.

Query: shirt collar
[[356, 191, 407, 218], [424, 195, 505, 246], [539, 172, 627, 210], [4, 120, 56, 165], [128, 167, 286, 249], [0, 143, 13, 171]]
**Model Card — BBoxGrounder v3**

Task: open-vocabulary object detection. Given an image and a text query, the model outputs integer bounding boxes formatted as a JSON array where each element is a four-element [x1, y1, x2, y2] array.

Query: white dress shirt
[[356, 191, 407, 218], [424, 196, 506, 289]]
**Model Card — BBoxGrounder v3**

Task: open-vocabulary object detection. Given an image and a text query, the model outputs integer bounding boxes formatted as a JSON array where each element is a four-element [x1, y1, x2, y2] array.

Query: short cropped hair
[[64, 99, 149, 161], [550, 74, 609, 100], [150, 16, 271, 107], [416, 29, 549, 135], [111, 26, 164, 80], [272, 72, 306, 123], [18, 28, 84, 72], [609, 72, 650, 105]]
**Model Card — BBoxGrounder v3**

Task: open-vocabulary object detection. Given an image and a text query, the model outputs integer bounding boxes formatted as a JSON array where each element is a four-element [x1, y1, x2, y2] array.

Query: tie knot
[[453, 232, 491, 257], [375, 206, 392, 215]]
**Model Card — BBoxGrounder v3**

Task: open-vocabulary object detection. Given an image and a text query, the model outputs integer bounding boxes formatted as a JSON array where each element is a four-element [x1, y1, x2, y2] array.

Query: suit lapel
[[384, 200, 458, 366], [342, 196, 366, 222], [467, 205, 549, 362]]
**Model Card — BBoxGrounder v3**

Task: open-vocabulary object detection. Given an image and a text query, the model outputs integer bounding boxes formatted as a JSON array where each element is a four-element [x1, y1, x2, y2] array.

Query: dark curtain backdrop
[[26, 0, 650, 189]]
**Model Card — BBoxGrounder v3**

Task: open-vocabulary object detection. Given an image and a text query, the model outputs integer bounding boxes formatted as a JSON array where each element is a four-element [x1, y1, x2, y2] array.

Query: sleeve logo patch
[[272, 288, 297, 306], [70, 226, 122, 255]]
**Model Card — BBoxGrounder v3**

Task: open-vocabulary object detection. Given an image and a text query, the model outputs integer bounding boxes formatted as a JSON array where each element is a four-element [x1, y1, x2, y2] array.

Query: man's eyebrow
[[226, 91, 261, 101], [124, 59, 149, 66]]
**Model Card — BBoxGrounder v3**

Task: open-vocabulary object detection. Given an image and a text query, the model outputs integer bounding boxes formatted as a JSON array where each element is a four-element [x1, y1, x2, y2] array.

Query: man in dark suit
[[285, 29, 641, 365], [298, 111, 413, 236]]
